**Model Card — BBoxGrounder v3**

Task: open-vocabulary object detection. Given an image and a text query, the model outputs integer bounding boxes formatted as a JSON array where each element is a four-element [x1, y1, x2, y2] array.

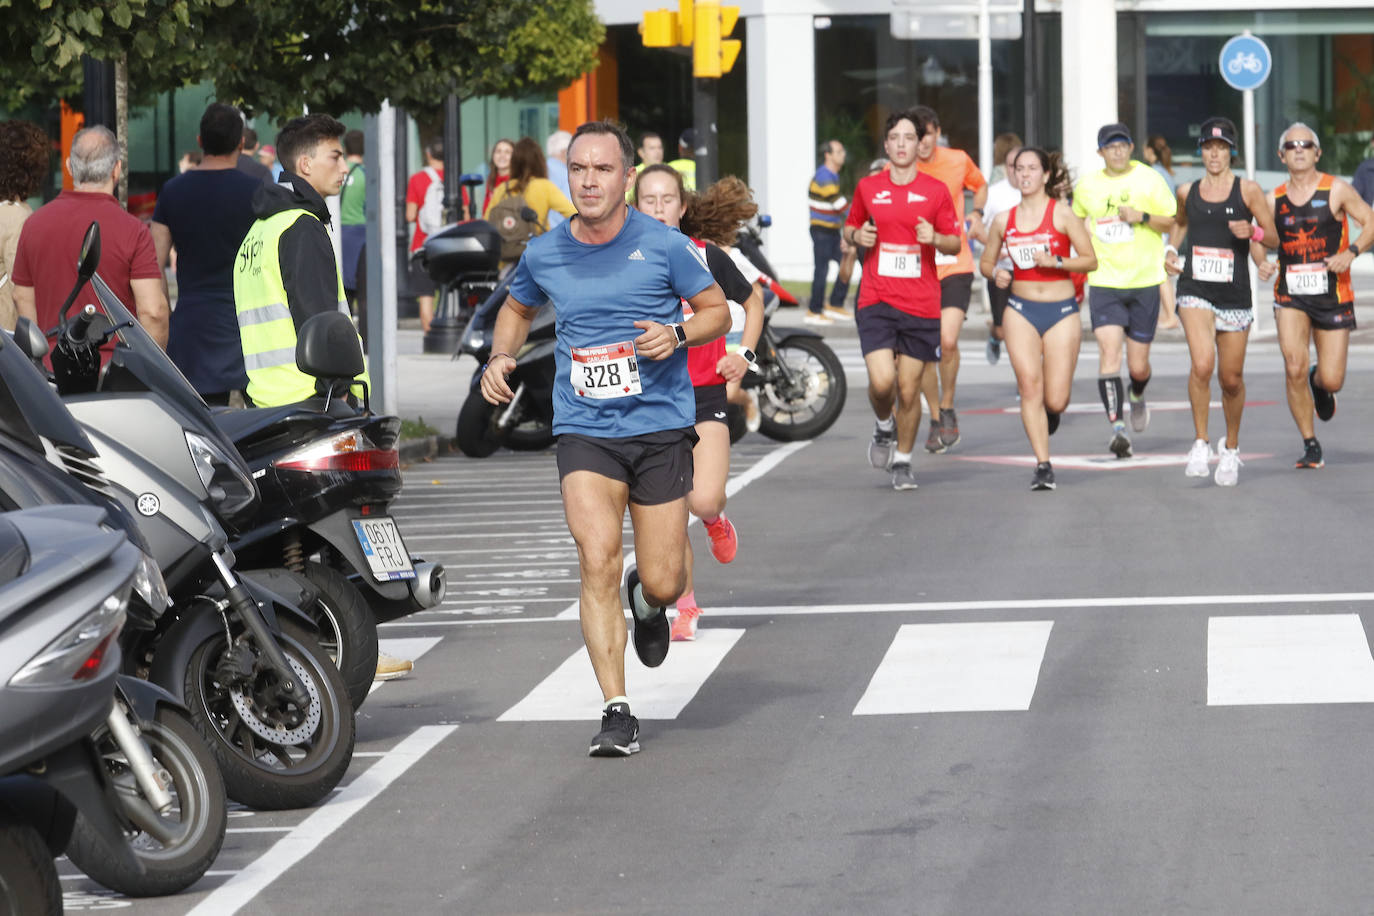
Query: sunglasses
[[1282, 139, 1318, 151]]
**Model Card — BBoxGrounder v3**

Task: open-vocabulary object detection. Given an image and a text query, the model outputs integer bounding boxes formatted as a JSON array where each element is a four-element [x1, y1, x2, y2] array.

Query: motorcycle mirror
[[519, 206, 539, 224], [11, 317, 49, 361], [459, 172, 485, 186], [758, 214, 772, 228], [55, 221, 102, 327], [296, 311, 364, 380]]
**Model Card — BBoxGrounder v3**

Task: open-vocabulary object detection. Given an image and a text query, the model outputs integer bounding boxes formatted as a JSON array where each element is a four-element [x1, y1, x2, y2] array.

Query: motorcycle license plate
[[352, 517, 416, 581]]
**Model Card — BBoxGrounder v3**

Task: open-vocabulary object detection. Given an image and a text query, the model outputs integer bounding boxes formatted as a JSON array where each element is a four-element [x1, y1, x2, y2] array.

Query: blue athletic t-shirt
[[508, 207, 714, 437]]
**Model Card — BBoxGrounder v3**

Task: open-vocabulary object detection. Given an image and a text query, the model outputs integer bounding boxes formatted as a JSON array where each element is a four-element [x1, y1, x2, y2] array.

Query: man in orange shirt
[[912, 105, 987, 453]]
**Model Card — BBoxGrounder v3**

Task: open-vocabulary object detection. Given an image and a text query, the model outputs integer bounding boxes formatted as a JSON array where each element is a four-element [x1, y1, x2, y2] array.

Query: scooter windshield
[[0, 331, 97, 457], [88, 273, 252, 478]]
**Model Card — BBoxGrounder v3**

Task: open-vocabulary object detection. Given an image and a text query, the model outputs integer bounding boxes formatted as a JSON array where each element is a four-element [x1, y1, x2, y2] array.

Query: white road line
[[854, 621, 1053, 714], [498, 629, 745, 721], [225, 826, 293, 834], [379, 590, 1374, 628], [187, 725, 456, 916], [1208, 614, 1374, 706]]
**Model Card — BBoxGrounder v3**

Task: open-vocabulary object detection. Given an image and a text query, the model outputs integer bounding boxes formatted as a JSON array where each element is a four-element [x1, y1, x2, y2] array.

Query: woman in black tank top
[[1164, 117, 1277, 487]]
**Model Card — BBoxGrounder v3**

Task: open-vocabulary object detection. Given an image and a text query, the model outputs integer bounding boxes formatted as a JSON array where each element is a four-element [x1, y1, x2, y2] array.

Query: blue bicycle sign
[[1220, 34, 1271, 91]]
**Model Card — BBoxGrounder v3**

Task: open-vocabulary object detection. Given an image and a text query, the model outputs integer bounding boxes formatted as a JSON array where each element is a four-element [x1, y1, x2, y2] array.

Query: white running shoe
[[1184, 439, 1212, 478], [1214, 445, 1242, 486]]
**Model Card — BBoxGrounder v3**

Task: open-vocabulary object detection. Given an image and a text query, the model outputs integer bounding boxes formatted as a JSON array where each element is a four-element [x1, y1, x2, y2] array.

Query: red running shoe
[[705, 515, 737, 564], [671, 607, 700, 641]]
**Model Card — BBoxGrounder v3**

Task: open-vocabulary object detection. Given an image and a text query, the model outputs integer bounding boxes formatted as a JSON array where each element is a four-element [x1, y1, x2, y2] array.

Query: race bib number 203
[[570, 341, 642, 399]]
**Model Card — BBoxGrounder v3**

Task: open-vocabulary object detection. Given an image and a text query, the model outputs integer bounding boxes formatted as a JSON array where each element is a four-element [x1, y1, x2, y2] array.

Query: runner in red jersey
[[1256, 122, 1374, 469], [844, 109, 960, 491], [980, 148, 1098, 491]]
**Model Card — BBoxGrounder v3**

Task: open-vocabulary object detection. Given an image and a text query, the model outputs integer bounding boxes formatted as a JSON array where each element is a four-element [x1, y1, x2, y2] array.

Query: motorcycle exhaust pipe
[[408, 561, 447, 609], [106, 703, 175, 814]]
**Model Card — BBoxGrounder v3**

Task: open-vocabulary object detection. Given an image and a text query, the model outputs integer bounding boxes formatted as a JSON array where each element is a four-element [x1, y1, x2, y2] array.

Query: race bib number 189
[[570, 341, 641, 399]]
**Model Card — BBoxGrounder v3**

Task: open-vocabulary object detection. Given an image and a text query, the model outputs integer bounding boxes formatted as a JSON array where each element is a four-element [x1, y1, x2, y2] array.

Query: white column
[[1060, 0, 1117, 181], [747, 13, 817, 282]]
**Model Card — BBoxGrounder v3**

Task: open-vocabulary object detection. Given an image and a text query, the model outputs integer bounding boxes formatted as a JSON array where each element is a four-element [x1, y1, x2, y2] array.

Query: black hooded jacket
[[249, 172, 340, 330]]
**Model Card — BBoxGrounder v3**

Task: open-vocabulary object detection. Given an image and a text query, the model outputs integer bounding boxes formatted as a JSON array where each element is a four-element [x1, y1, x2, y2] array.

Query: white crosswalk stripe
[[1207, 614, 1374, 706], [497, 628, 744, 721], [854, 621, 1054, 714]]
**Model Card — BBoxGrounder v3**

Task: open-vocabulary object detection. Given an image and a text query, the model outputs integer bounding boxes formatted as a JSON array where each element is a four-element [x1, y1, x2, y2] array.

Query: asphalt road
[[62, 330, 1374, 914]]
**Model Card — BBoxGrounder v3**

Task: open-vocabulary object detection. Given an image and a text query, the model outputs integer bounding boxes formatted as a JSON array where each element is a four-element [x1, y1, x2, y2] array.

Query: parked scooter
[[0, 505, 149, 914], [734, 293, 847, 442], [215, 311, 447, 711], [0, 323, 226, 896], [17, 223, 354, 811]]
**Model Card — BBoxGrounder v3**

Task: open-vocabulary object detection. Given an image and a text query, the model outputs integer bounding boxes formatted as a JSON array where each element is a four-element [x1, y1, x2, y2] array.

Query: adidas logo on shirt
[[628, 249, 646, 261]]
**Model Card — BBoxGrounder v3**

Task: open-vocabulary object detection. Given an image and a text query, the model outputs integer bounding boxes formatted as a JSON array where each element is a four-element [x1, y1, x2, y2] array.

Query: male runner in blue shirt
[[481, 120, 730, 757]]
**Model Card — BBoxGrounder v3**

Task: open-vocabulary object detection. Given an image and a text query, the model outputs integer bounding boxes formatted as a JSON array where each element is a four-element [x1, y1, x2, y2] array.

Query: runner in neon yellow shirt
[[1072, 123, 1176, 459]]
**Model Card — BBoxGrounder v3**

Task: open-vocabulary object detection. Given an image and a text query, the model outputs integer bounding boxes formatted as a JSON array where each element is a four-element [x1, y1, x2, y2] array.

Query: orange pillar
[[60, 101, 85, 190], [558, 46, 618, 131]]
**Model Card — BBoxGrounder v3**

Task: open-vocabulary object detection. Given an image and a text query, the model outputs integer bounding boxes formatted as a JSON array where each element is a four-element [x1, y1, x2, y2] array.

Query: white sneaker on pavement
[[1184, 439, 1212, 478], [1214, 445, 1242, 486]]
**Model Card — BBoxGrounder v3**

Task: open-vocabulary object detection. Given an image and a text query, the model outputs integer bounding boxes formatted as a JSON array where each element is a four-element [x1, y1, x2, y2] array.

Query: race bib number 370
[[570, 341, 641, 399], [1191, 245, 1235, 283]]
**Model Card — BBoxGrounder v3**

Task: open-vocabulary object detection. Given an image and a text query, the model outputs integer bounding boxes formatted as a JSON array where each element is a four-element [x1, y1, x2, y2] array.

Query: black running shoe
[[626, 567, 669, 668], [1309, 366, 1336, 422], [589, 702, 640, 757], [1031, 461, 1056, 491], [1046, 410, 1060, 436], [1295, 439, 1324, 469], [1108, 425, 1132, 459]]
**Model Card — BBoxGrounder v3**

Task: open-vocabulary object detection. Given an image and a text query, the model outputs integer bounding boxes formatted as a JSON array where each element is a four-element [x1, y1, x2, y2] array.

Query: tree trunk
[[116, 53, 128, 206]]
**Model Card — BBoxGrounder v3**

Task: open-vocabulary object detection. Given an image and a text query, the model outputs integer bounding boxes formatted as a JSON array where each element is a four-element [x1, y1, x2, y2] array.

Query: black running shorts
[[940, 272, 975, 313], [556, 429, 697, 506], [693, 383, 729, 425], [856, 302, 941, 362], [1088, 285, 1161, 343]]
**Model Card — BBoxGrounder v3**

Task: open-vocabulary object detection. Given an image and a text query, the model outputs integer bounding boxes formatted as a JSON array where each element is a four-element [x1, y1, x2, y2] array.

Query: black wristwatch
[[1055, 255, 1064, 269], [1349, 243, 1362, 257], [1138, 211, 1151, 226], [668, 322, 687, 349], [737, 347, 757, 366]]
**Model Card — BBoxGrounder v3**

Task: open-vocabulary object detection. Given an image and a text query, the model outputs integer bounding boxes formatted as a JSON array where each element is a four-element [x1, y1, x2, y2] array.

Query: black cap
[[1096, 123, 1132, 149], [1197, 116, 1238, 150], [679, 128, 696, 150]]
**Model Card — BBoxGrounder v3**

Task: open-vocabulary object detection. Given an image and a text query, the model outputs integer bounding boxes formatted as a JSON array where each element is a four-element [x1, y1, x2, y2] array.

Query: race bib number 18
[[570, 341, 641, 400], [877, 243, 921, 278], [1285, 262, 1329, 297]]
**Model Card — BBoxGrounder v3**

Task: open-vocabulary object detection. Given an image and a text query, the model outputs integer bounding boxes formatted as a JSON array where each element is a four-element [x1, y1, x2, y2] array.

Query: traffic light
[[641, 8, 678, 47], [678, 0, 694, 46], [692, 1, 740, 78]]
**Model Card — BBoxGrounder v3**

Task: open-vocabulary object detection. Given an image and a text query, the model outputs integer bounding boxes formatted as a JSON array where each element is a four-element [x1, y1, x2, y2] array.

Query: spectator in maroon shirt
[[12, 125, 168, 347]]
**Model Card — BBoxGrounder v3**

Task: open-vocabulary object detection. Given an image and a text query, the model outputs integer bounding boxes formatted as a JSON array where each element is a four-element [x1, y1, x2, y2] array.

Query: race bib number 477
[[570, 341, 642, 399]]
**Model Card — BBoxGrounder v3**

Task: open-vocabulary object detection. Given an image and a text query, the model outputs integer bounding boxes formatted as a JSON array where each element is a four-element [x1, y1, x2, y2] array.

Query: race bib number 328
[[570, 341, 642, 399]]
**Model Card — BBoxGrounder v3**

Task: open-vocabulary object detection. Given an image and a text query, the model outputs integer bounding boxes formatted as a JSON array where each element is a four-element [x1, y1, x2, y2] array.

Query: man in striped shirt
[[807, 139, 850, 325]]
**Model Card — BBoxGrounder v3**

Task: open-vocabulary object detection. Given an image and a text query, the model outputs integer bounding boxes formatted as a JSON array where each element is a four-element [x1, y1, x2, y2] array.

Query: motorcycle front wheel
[[184, 620, 355, 811], [757, 336, 848, 441], [455, 392, 502, 458], [66, 705, 226, 897], [303, 561, 378, 712], [0, 816, 60, 916]]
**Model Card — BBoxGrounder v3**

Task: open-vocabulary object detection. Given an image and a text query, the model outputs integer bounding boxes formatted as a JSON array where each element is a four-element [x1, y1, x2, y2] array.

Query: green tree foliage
[[0, 0, 604, 118]]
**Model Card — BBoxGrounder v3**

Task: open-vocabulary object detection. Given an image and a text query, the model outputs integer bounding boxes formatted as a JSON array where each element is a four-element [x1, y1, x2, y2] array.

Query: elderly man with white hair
[[12, 124, 169, 347], [545, 129, 572, 228]]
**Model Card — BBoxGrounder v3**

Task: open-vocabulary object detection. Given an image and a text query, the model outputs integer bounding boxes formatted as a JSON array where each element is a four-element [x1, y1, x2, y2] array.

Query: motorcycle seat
[[212, 397, 357, 445]]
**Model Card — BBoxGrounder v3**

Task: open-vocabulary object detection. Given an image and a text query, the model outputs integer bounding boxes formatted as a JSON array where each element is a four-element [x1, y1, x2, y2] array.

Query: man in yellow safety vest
[[233, 113, 367, 409]]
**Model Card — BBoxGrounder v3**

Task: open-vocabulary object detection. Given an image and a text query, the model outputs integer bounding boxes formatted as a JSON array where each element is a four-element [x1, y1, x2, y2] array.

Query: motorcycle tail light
[[11, 593, 126, 687], [274, 430, 400, 473]]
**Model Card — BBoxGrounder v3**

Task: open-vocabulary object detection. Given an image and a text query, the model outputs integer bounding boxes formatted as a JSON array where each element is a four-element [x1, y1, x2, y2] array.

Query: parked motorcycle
[[736, 293, 847, 441], [0, 505, 148, 913], [0, 323, 226, 896], [215, 311, 448, 711], [17, 223, 354, 811]]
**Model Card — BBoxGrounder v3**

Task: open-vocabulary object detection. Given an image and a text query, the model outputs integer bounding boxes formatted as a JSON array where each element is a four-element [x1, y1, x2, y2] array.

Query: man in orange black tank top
[[1257, 122, 1374, 469]]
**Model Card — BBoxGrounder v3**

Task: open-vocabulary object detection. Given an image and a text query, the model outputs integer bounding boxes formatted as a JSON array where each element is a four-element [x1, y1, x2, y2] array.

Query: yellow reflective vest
[[233, 208, 366, 407]]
